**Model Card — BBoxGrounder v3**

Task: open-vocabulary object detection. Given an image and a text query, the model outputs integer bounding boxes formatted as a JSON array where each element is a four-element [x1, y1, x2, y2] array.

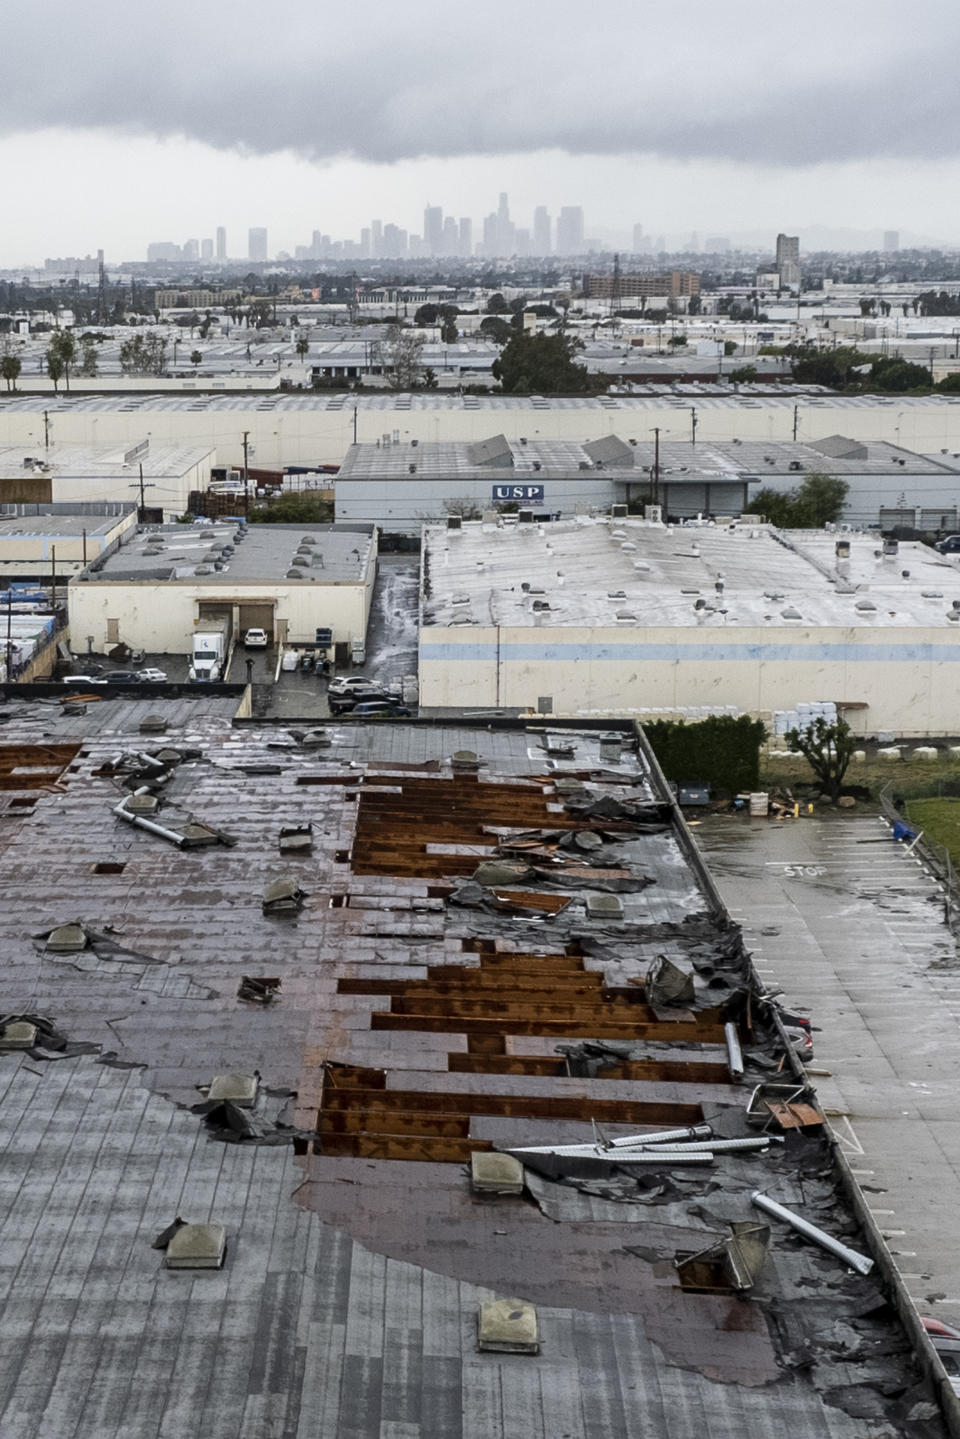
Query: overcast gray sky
[[1, 0, 958, 263]]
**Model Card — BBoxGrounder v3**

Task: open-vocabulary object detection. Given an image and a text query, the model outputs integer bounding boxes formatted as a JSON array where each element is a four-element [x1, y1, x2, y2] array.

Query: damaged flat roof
[[0, 699, 948, 1438]]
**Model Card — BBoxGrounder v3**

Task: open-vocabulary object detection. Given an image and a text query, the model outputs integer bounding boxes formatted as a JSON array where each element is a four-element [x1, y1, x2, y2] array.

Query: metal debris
[[151, 1217, 187, 1250], [113, 790, 236, 849], [751, 1190, 874, 1276], [279, 824, 314, 856], [237, 976, 281, 1003], [676, 1222, 771, 1294], [646, 954, 696, 1009], [263, 877, 307, 915]]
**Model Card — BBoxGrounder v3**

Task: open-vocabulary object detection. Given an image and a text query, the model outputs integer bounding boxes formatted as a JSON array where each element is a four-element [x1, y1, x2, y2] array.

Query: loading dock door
[[238, 602, 276, 641]]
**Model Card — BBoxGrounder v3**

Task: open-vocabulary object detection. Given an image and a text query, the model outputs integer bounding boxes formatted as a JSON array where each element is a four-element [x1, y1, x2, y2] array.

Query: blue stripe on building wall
[[420, 641, 960, 664]]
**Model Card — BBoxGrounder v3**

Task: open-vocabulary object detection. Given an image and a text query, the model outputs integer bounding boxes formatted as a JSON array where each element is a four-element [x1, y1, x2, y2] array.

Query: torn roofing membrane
[[0, 697, 948, 1438]]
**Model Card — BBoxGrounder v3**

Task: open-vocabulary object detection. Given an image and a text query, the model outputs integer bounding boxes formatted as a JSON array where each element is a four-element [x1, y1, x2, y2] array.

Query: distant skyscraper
[[482, 213, 497, 256], [534, 207, 552, 255], [884, 230, 900, 253], [371, 219, 383, 258], [632, 222, 644, 254], [182, 238, 199, 261], [216, 227, 227, 260], [248, 227, 268, 262], [775, 232, 800, 286], [556, 206, 585, 255], [383, 224, 407, 257], [458, 217, 473, 257], [146, 242, 182, 262], [423, 206, 443, 255], [438, 216, 457, 256], [201, 238, 213, 260], [495, 192, 515, 255]]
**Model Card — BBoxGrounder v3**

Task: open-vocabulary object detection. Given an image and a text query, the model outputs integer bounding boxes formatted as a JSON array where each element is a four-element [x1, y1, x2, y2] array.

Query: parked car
[[136, 668, 168, 683], [243, 628, 269, 648], [935, 535, 960, 554], [61, 674, 107, 686], [347, 701, 412, 718], [329, 689, 402, 714], [327, 675, 389, 697], [104, 671, 143, 685]]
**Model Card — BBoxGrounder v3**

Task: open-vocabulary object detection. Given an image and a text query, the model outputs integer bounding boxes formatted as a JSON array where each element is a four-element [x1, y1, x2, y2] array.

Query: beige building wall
[[69, 564, 376, 655], [419, 624, 960, 736], [4, 400, 960, 474], [0, 511, 137, 574]]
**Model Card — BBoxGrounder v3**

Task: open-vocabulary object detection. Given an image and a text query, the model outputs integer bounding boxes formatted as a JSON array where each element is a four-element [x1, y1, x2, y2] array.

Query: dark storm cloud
[[2, 0, 958, 168]]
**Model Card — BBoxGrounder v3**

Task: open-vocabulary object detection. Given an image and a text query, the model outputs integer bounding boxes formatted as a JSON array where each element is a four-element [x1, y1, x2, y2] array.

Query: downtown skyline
[[1, 2, 959, 265]]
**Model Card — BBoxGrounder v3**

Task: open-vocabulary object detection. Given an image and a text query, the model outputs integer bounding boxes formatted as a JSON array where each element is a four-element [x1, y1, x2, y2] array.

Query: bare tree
[[383, 325, 425, 390]]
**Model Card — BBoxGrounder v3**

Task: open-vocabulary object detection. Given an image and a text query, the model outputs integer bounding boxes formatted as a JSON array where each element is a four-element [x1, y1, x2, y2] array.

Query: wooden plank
[[335, 974, 604, 997], [371, 1012, 726, 1042], [321, 1087, 703, 1124], [317, 1132, 492, 1162], [447, 1054, 731, 1084], [319, 1110, 470, 1138]]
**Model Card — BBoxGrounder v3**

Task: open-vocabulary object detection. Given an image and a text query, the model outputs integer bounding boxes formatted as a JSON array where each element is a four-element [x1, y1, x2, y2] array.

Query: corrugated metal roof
[[0, 701, 943, 1438]]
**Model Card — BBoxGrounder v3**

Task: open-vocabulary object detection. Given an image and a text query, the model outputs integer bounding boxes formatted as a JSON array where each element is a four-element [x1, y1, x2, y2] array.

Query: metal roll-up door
[[878, 507, 916, 529], [238, 603, 275, 640], [921, 508, 958, 531]]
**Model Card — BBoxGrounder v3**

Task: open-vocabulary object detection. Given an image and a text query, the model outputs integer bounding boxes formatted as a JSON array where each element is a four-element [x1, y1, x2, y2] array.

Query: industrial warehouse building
[[336, 431, 960, 530], [0, 696, 949, 1437], [418, 515, 960, 735], [0, 440, 215, 520], [67, 521, 377, 662], [6, 389, 960, 474], [0, 502, 137, 581]]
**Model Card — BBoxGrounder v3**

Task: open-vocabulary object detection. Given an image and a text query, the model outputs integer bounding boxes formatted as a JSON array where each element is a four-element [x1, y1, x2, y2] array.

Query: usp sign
[[492, 484, 544, 502]]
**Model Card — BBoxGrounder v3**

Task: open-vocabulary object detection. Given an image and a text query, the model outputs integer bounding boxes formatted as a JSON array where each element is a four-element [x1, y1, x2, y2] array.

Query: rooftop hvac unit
[[409, 463, 417, 474], [645, 505, 662, 523], [447, 515, 462, 530], [611, 504, 628, 518], [518, 509, 534, 524]]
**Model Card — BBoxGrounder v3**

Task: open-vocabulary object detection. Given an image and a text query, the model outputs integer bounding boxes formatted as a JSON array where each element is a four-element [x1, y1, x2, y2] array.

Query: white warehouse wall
[[419, 624, 960, 737], [5, 397, 960, 474]]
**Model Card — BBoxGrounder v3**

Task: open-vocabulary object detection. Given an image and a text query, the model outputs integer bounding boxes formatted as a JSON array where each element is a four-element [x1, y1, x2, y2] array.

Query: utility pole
[[793, 404, 799, 442], [82, 528, 87, 567], [43, 410, 51, 455], [242, 430, 250, 516], [129, 473, 157, 522], [652, 427, 661, 508], [690, 406, 698, 445], [353, 407, 358, 445], [51, 546, 56, 610]]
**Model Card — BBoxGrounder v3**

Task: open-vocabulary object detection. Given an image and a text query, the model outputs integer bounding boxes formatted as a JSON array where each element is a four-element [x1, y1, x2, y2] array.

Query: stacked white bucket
[[772, 701, 837, 738]]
